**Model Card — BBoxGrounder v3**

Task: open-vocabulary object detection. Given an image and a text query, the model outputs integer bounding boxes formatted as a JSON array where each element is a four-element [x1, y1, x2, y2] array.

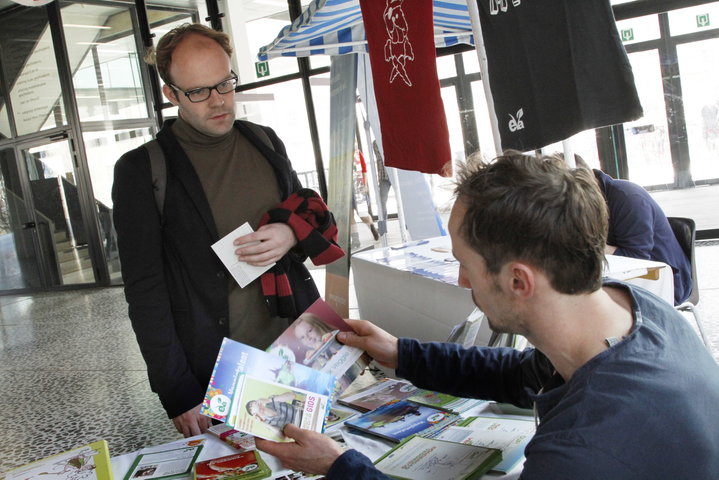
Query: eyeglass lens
[[186, 77, 237, 103]]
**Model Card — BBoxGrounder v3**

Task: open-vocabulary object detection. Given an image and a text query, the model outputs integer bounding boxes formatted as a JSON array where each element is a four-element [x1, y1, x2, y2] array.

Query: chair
[[666, 216, 710, 347]]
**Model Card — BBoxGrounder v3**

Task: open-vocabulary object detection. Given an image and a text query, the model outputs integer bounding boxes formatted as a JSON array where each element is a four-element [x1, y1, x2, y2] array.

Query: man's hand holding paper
[[234, 223, 298, 266]]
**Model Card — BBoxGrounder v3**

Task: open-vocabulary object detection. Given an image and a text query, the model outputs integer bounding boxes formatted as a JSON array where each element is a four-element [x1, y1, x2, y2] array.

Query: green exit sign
[[255, 61, 270, 78], [620, 28, 634, 42], [697, 14, 710, 28]]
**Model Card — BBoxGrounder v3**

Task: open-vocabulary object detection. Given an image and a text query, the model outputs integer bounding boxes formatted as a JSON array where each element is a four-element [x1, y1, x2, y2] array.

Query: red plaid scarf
[[259, 189, 344, 318]]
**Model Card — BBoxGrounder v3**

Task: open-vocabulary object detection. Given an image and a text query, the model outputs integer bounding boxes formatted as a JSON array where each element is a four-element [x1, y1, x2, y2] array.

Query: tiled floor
[[1, 242, 718, 475]]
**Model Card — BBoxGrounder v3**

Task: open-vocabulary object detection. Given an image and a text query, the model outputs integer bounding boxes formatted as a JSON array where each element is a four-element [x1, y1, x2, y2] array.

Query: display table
[[110, 401, 524, 480], [351, 236, 674, 345]]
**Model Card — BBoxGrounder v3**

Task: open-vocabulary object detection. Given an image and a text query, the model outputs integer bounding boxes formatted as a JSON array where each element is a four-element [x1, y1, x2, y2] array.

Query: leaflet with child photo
[[266, 298, 369, 396], [201, 338, 335, 442], [227, 375, 329, 442]]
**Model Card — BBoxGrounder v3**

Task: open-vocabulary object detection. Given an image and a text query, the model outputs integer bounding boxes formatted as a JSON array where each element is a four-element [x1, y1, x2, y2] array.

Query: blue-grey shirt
[[328, 281, 719, 479]]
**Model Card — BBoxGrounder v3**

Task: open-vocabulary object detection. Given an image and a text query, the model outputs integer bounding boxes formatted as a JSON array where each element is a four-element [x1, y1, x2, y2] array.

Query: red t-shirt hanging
[[359, 0, 452, 177]]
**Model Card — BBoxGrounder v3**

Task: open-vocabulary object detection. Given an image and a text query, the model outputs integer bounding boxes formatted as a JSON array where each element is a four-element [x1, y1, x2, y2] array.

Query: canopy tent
[[256, 0, 643, 245], [257, 0, 476, 61]]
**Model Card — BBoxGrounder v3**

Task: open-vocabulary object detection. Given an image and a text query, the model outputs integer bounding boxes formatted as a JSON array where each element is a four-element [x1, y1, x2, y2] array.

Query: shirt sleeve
[[396, 339, 554, 408], [326, 450, 390, 480]]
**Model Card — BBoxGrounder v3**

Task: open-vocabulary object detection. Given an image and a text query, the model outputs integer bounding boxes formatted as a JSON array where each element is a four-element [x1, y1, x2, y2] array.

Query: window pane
[[0, 83, 10, 139], [24, 140, 96, 285], [84, 127, 154, 283], [0, 7, 67, 136], [61, 3, 149, 122], [244, 15, 299, 83], [0, 148, 42, 290], [436, 55, 457, 78], [668, 4, 719, 36], [541, 129, 600, 167], [238, 79, 317, 177], [624, 49, 673, 185], [677, 38, 719, 182], [470, 79, 498, 158], [615, 14, 660, 45]]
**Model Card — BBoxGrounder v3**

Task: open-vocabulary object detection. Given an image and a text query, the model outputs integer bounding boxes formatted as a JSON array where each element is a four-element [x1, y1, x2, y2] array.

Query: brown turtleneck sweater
[[172, 117, 290, 349]]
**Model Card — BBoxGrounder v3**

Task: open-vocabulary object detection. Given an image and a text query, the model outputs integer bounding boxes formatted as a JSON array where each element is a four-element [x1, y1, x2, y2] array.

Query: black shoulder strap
[[143, 139, 166, 223], [239, 120, 275, 152], [142, 122, 273, 224]]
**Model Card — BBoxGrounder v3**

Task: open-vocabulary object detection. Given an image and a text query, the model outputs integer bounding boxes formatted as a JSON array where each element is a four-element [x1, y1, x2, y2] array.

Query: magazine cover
[[338, 378, 418, 412], [407, 389, 488, 414], [201, 338, 336, 441], [4, 440, 112, 480], [267, 298, 368, 395], [345, 400, 460, 443]]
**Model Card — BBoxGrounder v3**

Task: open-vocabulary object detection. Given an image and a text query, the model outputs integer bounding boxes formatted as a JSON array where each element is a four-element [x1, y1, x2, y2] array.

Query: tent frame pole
[[465, 0, 502, 158]]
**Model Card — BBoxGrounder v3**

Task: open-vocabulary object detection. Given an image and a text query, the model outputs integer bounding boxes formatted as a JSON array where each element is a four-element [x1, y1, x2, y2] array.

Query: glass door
[[16, 136, 97, 289], [0, 148, 43, 291]]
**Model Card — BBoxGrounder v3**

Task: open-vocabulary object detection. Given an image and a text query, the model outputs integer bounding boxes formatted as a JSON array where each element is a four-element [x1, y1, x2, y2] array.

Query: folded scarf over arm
[[259, 189, 345, 317]]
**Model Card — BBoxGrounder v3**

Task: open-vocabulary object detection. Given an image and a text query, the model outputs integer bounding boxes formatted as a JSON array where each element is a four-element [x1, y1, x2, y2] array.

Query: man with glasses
[[112, 23, 330, 437]]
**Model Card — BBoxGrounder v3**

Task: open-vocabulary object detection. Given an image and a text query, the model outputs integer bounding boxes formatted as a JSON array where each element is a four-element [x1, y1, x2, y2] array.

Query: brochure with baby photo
[[201, 338, 336, 442], [211, 222, 274, 288], [344, 400, 460, 443], [373, 435, 501, 480], [267, 298, 369, 396]]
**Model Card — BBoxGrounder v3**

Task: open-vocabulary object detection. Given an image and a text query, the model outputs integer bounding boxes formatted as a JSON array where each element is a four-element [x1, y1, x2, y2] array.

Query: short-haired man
[[256, 153, 719, 479], [112, 24, 337, 437]]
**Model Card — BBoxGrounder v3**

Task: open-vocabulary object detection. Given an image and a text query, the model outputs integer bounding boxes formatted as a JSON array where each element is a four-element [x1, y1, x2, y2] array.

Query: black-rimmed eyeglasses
[[169, 72, 238, 103]]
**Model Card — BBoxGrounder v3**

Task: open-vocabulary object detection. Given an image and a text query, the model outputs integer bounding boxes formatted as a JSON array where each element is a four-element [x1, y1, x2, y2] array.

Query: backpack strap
[[143, 139, 166, 223]]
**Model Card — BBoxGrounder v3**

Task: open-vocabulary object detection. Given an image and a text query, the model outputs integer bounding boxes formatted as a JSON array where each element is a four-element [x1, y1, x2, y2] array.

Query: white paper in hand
[[211, 222, 275, 288]]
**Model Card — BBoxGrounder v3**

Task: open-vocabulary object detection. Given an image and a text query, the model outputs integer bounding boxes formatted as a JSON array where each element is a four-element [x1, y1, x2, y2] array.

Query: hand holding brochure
[[201, 338, 336, 442], [266, 298, 368, 396], [211, 222, 273, 288]]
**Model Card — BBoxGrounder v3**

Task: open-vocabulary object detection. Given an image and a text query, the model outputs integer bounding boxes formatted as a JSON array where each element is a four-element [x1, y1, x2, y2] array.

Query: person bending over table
[[255, 152, 719, 479], [572, 154, 691, 305]]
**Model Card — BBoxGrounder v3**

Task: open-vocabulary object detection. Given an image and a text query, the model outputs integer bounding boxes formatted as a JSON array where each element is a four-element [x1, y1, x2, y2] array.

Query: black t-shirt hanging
[[477, 0, 643, 151]]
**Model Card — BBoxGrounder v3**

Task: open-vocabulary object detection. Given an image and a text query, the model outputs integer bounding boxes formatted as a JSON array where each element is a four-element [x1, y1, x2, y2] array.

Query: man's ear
[[508, 262, 535, 299], [163, 84, 179, 106]]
